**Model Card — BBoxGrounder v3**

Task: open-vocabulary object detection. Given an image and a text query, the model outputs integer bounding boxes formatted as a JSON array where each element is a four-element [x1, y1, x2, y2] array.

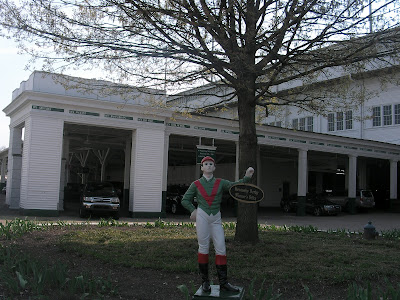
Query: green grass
[[57, 226, 400, 283], [2, 218, 400, 299]]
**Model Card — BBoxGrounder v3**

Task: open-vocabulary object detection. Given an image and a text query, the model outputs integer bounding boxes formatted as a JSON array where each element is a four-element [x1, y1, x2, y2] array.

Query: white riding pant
[[196, 208, 226, 256]]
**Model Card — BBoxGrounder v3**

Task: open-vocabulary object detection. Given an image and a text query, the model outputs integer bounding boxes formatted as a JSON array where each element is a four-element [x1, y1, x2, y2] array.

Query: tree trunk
[[234, 88, 259, 243]]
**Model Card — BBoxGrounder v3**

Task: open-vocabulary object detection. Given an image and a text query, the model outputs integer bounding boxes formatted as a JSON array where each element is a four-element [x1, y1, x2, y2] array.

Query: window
[[345, 111, 353, 130], [328, 113, 334, 131], [328, 111, 352, 131], [395, 104, 400, 125], [383, 105, 392, 126], [292, 117, 313, 131], [336, 112, 344, 131], [307, 116, 313, 132], [268, 121, 282, 127], [299, 118, 306, 131], [373, 106, 381, 127], [292, 119, 298, 130], [373, 104, 400, 127]]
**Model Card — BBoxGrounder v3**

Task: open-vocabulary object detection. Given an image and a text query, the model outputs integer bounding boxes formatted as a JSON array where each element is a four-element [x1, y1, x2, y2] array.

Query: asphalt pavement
[[1, 193, 399, 233]]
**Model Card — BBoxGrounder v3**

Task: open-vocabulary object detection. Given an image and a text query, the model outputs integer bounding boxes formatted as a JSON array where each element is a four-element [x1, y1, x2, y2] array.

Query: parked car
[[79, 182, 120, 219], [323, 189, 375, 212], [280, 194, 298, 213], [166, 184, 189, 214], [281, 193, 341, 216], [306, 193, 342, 216], [1, 186, 6, 194], [356, 189, 375, 209]]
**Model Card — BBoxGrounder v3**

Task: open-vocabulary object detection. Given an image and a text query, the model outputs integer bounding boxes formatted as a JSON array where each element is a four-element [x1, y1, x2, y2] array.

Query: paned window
[[372, 106, 381, 127], [328, 111, 353, 131], [307, 117, 313, 132], [383, 105, 392, 126], [336, 112, 344, 131], [395, 104, 400, 125], [292, 119, 298, 130], [299, 118, 306, 131], [328, 113, 335, 131], [292, 117, 313, 131], [345, 111, 353, 130]]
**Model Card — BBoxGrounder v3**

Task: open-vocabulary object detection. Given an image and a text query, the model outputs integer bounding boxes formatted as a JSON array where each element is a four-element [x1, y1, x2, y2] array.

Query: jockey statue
[[181, 156, 254, 293]]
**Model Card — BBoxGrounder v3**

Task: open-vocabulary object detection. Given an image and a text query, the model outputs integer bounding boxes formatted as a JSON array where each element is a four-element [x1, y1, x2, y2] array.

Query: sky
[[0, 37, 100, 149], [0, 37, 37, 149]]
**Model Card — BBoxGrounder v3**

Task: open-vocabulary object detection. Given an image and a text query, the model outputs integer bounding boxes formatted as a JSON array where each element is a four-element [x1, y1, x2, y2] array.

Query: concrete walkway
[[1, 194, 399, 233]]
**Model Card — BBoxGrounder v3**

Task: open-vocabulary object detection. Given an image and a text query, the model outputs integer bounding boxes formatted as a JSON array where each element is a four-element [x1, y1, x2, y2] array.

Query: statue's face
[[201, 160, 216, 174]]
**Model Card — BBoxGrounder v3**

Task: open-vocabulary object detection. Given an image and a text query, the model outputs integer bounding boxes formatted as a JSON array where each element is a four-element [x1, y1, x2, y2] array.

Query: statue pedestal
[[192, 285, 244, 299]]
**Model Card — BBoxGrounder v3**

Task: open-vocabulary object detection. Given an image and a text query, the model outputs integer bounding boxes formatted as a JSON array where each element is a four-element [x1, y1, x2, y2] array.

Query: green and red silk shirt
[[181, 175, 251, 216]]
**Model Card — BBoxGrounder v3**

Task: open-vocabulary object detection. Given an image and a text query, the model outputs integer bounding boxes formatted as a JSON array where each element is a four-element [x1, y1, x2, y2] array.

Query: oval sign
[[229, 183, 264, 204]]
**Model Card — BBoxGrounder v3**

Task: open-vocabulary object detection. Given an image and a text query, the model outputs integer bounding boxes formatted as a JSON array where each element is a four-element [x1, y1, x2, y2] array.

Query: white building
[[2, 71, 400, 216]]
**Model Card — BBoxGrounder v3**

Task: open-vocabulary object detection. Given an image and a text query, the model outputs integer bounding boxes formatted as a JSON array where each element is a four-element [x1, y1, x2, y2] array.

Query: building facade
[[2, 71, 400, 216]]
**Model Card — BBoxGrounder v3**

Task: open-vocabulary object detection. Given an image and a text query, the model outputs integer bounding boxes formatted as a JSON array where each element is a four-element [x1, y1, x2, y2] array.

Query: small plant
[[177, 284, 191, 300], [378, 280, 400, 300], [380, 229, 400, 239], [286, 225, 318, 233], [223, 222, 236, 230], [154, 218, 166, 228], [0, 218, 42, 239], [144, 221, 154, 228], [347, 282, 372, 300], [181, 222, 195, 228], [97, 218, 129, 227], [302, 284, 313, 300], [247, 278, 282, 300], [0, 245, 116, 299]]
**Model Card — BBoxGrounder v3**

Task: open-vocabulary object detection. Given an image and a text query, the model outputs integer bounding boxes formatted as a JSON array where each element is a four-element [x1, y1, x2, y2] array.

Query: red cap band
[[201, 156, 215, 164]]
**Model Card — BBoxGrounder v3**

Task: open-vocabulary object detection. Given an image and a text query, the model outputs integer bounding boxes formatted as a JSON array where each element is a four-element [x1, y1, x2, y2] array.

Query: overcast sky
[[0, 37, 34, 148], [0, 37, 102, 149]]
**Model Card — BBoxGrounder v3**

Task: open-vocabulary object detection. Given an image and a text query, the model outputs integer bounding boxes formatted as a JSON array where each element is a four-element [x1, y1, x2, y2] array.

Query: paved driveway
[[1, 194, 399, 233], [256, 208, 400, 233]]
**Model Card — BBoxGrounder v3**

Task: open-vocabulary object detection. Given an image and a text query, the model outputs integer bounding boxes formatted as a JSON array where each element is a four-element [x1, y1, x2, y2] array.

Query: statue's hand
[[190, 209, 197, 221], [245, 167, 254, 178]]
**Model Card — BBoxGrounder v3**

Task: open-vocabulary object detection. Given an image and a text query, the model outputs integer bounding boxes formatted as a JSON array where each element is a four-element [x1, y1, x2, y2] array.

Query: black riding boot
[[216, 264, 239, 292], [199, 263, 211, 293]]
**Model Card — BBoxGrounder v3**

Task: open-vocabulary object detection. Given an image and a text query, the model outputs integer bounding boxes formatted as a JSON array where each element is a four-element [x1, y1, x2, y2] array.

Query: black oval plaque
[[229, 183, 264, 204]]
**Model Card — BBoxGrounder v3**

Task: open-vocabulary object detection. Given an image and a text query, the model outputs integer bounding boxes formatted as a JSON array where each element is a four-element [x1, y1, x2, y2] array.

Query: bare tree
[[1, 0, 400, 242]]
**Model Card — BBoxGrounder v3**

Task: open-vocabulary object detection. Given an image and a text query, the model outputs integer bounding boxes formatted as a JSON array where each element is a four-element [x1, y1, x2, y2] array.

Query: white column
[[297, 148, 308, 216], [195, 137, 201, 180], [162, 133, 170, 215], [123, 135, 132, 209], [19, 116, 64, 212], [59, 136, 69, 211], [297, 149, 308, 197], [344, 158, 349, 191], [348, 155, 357, 198], [390, 160, 398, 200], [0, 157, 6, 183], [129, 128, 165, 215], [129, 132, 136, 212], [6, 126, 23, 208], [162, 133, 170, 191]]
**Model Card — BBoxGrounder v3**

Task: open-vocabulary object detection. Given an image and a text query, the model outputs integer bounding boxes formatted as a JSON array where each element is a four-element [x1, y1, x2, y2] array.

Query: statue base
[[192, 285, 244, 299]]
